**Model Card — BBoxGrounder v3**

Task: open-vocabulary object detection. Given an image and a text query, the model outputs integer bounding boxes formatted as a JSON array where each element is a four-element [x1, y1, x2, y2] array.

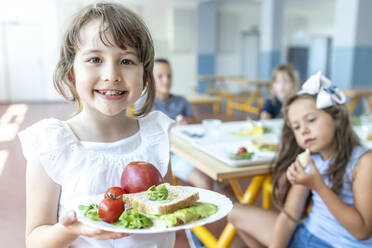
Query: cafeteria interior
[[1, 0, 372, 247]]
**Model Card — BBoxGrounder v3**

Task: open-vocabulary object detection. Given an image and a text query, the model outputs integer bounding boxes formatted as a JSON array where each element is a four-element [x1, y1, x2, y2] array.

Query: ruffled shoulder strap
[[18, 118, 77, 160], [137, 111, 175, 176], [18, 118, 79, 184], [139, 111, 174, 145]]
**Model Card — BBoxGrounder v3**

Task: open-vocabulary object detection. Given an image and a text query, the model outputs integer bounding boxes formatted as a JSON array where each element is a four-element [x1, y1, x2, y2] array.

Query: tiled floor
[[0, 102, 253, 248]]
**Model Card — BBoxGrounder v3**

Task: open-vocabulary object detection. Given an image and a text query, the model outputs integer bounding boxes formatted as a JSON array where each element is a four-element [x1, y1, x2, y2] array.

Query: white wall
[[0, 0, 336, 102], [0, 22, 7, 101], [216, 1, 260, 78]]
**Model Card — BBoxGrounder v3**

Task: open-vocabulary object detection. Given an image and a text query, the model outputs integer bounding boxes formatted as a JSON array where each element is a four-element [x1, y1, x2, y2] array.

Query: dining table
[[170, 119, 282, 247], [170, 117, 372, 248]]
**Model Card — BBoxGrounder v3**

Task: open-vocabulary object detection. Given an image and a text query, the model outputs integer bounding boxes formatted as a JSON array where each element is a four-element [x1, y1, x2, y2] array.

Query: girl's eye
[[121, 59, 134, 65], [308, 118, 316, 123], [293, 126, 300, 131], [88, 57, 101, 63]]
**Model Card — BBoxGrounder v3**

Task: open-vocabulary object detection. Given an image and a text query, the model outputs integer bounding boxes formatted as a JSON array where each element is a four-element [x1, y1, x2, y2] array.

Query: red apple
[[121, 161, 163, 193]]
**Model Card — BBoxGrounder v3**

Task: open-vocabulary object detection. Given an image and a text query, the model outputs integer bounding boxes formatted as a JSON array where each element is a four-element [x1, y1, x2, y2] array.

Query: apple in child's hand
[[121, 161, 163, 193], [104, 187, 126, 199], [98, 194, 125, 223]]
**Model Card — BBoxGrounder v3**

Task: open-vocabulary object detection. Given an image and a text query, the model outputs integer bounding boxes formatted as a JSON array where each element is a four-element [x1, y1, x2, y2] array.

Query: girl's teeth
[[98, 90, 124, 96]]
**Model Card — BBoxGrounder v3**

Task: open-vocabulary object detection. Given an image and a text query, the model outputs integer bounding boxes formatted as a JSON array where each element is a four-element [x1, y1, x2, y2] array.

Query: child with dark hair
[[152, 58, 214, 190], [229, 72, 372, 247]]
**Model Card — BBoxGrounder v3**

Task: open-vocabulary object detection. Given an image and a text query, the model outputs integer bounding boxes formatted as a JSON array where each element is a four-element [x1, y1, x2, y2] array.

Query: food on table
[[121, 161, 164, 193], [298, 149, 310, 168], [251, 138, 278, 152], [98, 193, 125, 223], [104, 187, 126, 199], [237, 147, 247, 154], [229, 146, 254, 160], [78, 183, 218, 229], [229, 124, 271, 136]]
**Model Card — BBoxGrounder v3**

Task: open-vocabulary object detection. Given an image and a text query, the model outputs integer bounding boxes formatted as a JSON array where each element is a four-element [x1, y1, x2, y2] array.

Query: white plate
[[196, 140, 276, 167], [75, 187, 232, 234]]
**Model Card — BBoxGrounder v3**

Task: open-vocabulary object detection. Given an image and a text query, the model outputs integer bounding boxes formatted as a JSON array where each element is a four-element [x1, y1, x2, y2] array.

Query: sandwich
[[122, 183, 217, 227], [251, 138, 278, 152], [298, 149, 310, 168], [122, 183, 199, 215]]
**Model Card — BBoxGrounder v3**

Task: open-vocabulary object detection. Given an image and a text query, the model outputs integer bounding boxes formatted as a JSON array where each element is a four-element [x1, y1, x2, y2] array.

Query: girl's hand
[[286, 157, 325, 191], [175, 115, 188, 125], [59, 210, 129, 240]]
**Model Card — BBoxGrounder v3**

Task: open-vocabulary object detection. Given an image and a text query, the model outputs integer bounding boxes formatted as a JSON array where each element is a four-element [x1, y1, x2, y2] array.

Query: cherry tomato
[[98, 194, 125, 223], [104, 187, 126, 199], [237, 147, 247, 154]]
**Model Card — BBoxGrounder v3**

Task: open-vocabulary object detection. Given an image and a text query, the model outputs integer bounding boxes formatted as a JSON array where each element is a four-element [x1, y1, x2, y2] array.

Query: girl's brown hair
[[272, 93, 360, 211], [269, 64, 300, 103], [53, 2, 155, 117]]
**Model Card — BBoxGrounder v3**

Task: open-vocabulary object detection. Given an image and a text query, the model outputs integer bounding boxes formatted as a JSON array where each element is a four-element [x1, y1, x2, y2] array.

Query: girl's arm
[[25, 158, 77, 247], [312, 152, 372, 240], [270, 184, 309, 248], [260, 111, 272, 120], [291, 152, 372, 240], [176, 115, 197, 125], [184, 115, 197, 124], [26, 159, 127, 248]]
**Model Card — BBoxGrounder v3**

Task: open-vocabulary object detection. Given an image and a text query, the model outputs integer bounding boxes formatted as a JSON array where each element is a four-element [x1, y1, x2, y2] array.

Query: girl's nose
[[102, 64, 121, 82], [301, 125, 310, 135]]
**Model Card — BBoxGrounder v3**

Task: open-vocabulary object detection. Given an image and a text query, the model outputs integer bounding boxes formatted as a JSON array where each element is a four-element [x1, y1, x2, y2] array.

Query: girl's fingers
[[59, 210, 129, 239], [89, 230, 129, 240], [307, 156, 317, 170], [286, 167, 296, 183], [294, 161, 305, 173], [294, 158, 305, 172], [59, 210, 78, 227]]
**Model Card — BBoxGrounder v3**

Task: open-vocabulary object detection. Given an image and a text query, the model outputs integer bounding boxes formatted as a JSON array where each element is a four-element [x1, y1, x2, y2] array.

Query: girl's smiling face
[[287, 98, 336, 159], [71, 19, 144, 116]]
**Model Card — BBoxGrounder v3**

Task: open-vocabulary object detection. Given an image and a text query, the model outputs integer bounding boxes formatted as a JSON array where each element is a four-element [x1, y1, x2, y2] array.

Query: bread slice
[[122, 183, 199, 215], [298, 149, 310, 168], [251, 138, 278, 151]]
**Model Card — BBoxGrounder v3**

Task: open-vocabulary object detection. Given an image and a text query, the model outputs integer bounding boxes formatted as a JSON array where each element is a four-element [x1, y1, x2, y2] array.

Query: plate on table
[[74, 187, 232, 234], [196, 140, 276, 167], [250, 136, 279, 156]]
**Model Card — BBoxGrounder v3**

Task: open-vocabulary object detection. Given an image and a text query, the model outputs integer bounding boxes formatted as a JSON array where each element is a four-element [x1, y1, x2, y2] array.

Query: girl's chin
[[97, 107, 128, 117]]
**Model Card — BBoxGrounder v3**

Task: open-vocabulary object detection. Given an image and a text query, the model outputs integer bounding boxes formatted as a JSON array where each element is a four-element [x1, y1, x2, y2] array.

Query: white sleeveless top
[[303, 146, 372, 248], [18, 111, 175, 248]]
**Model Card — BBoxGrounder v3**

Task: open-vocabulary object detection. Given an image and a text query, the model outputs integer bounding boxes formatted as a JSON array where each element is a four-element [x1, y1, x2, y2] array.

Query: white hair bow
[[297, 72, 346, 109]]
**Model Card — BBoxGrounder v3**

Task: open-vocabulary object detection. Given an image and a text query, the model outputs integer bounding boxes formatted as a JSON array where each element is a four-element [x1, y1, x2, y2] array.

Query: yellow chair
[[262, 174, 272, 209], [127, 105, 135, 117], [226, 93, 264, 117], [225, 80, 269, 118], [172, 175, 177, 186], [343, 89, 372, 114]]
